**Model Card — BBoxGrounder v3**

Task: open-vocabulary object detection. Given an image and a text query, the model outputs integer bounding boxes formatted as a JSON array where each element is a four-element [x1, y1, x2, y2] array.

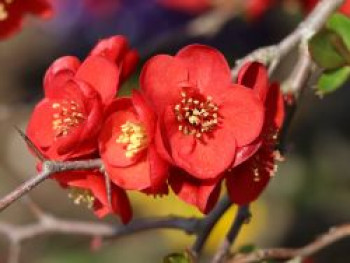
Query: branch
[[230, 224, 350, 263], [232, 0, 344, 80], [211, 206, 251, 263], [191, 195, 233, 257], [0, 159, 103, 213]]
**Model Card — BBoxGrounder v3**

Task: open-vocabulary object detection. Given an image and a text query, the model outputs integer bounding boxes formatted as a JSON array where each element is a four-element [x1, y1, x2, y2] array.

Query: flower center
[[51, 100, 86, 138], [68, 188, 95, 209], [174, 91, 219, 138], [0, 0, 14, 21], [116, 121, 148, 158]]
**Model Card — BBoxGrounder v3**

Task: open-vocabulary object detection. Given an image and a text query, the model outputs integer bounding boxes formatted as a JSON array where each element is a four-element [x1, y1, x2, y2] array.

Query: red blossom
[[0, 0, 52, 40], [27, 36, 137, 161], [168, 62, 284, 212], [141, 44, 264, 180], [225, 62, 285, 205], [90, 36, 139, 84], [99, 91, 169, 194], [56, 170, 132, 223]]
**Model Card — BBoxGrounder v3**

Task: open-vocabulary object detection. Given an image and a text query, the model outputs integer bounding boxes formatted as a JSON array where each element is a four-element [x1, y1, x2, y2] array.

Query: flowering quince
[[225, 62, 284, 205], [57, 170, 132, 222], [26, 35, 138, 221], [141, 45, 264, 182], [27, 35, 138, 161], [99, 91, 169, 194], [168, 62, 284, 213], [0, 0, 52, 40]]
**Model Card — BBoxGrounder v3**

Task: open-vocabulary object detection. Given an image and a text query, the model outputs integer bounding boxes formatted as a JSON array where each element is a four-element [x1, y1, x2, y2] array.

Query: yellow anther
[[116, 121, 148, 158], [68, 188, 95, 209]]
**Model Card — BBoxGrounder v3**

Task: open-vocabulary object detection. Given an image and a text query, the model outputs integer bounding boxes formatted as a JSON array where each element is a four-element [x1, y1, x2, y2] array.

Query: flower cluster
[[27, 35, 284, 223]]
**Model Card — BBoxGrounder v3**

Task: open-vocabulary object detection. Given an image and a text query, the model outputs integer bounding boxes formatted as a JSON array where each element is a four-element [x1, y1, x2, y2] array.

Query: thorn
[[14, 126, 47, 162]]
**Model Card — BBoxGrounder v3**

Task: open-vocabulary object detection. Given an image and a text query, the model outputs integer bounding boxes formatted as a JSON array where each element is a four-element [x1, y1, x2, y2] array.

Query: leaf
[[308, 29, 347, 69], [327, 13, 350, 52], [163, 251, 193, 263], [317, 66, 350, 95], [238, 244, 257, 254]]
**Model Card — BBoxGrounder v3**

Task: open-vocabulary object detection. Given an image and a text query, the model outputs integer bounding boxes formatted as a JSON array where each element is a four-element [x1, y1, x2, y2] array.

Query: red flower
[[141, 44, 264, 180], [158, 0, 211, 15], [26, 77, 104, 160], [90, 36, 139, 84], [0, 0, 52, 40], [225, 62, 285, 205], [57, 171, 132, 223], [169, 62, 284, 212], [99, 91, 169, 194], [27, 36, 135, 160]]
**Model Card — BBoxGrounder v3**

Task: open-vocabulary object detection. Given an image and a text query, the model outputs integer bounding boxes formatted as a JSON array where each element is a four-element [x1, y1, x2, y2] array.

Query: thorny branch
[[230, 224, 350, 263], [0, 0, 346, 262]]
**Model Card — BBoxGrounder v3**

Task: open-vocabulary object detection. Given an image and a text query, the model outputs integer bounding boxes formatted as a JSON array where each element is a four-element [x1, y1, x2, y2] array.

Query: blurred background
[[0, 0, 350, 262]]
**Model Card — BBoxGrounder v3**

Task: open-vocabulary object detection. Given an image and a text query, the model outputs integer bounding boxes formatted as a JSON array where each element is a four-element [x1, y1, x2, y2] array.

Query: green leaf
[[317, 66, 350, 95], [327, 13, 350, 52], [238, 244, 257, 254], [308, 29, 347, 69], [164, 251, 193, 263]]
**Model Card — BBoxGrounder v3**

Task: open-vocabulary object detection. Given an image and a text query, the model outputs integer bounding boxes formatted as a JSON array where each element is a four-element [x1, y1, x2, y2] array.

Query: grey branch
[[0, 159, 103, 213], [232, 0, 344, 81], [230, 224, 350, 263], [211, 206, 251, 263]]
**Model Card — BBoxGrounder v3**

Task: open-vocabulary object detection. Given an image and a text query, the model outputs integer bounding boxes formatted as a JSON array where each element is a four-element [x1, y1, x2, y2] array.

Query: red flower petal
[[169, 168, 221, 214], [120, 50, 139, 83], [264, 83, 285, 129], [220, 84, 264, 147], [76, 56, 120, 106], [99, 109, 140, 168], [140, 54, 189, 112], [44, 56, 81, 97], [232, 140, 262, 168], [177, 45, 232, 98], [90, 35, 129, 62], [226, 142, 274, 205], [26, 99, 56, 149], [237, 62, 268, 102], [163, 106, 237, 179]]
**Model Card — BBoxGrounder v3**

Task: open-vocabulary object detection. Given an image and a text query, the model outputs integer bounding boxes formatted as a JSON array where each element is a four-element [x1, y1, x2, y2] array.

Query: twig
[[230, 224, 350, 263], [191, 195, 233, 257], [0, 159, 103, 213], [0, 196, 233, 263], [231, 0, 344, 80], [211, 206, 251, 263]]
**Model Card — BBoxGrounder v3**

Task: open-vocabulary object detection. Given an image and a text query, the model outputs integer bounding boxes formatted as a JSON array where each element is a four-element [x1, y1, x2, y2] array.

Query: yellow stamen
[[68, 188, 95, 209], [116, 121, 148, 158]]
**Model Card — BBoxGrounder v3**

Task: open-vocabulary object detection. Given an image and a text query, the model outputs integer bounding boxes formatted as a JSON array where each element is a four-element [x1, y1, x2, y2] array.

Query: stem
[[211, 206, 251, 263], [191, 195, 232, 256]]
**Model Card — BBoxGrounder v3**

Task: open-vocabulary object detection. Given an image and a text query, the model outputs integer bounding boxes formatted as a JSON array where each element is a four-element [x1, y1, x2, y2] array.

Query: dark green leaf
[[238, 244, 257, 254], [317, 66, 350, 95], [164, 251, 193, 263], [309, 29, 347, 69]]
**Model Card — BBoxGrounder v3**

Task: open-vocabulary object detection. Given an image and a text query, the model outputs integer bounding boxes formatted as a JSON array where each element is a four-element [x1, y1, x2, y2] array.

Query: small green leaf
[[327, 13, 350, 52], [308, 29, 347, 69], [238, 244, 257, 254], [164, 251, 193, 263], [317, 66, 350, 95]]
